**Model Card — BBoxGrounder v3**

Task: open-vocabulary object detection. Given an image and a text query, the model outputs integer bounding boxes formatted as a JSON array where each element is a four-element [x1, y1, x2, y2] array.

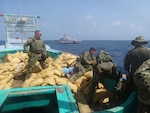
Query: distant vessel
[[56, 33, 81, 44]]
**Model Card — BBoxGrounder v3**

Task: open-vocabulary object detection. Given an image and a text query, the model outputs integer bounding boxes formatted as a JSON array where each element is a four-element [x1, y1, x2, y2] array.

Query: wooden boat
[[0, 47, 138, 113], [0, 14, 138, 113]]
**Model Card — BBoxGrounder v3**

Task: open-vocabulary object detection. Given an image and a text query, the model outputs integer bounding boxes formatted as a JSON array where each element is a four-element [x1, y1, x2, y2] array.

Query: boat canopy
[[2, 14, 39, 48]]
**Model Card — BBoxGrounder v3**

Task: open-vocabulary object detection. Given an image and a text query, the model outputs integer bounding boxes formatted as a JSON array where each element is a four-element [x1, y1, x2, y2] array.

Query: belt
[[30, 50, 42, 54]]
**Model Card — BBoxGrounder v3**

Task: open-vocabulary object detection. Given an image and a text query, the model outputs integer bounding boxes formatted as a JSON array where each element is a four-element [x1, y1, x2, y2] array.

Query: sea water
[[1, 40, 150, 73]]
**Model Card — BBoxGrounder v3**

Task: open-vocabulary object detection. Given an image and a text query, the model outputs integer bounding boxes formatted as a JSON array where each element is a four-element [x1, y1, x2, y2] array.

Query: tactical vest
[[29, 38, 44, 52], [133, 59, 150, 105]]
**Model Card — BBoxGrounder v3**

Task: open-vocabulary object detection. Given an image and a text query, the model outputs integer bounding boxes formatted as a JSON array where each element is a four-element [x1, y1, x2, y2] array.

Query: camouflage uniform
[[69, 51, 96, 83], [24, 35, 47, 78], [133, 59, 150, 113], [124, 36, 150, 112], [124, 41, 150, 90], [88, 50, 118, 97]]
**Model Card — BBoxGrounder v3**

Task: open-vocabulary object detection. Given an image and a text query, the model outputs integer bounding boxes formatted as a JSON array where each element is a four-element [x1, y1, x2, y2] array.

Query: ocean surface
[[46, 40, 150, 74], [1, 40, 150, 73]]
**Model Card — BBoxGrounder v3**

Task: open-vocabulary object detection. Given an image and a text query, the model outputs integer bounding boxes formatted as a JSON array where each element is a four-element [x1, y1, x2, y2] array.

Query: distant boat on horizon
[[56, 33, 82, 44]]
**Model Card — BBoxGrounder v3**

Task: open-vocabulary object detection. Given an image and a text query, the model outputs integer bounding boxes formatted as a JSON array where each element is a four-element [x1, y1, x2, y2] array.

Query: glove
[[28, 52, 32, 57], [94, 64, 102, 74], [44, 52, 47, 58], [121, 74, 127, 80], [92, 59, 97, 65], [115, 78, 123, 91], [41, 52, 47, 60]]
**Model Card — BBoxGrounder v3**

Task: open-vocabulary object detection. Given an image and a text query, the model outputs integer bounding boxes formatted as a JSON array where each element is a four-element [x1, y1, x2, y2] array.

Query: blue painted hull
[[0, 85, 79, 113]]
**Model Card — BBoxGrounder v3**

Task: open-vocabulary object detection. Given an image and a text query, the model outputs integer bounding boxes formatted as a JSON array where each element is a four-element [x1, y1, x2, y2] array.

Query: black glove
[[41, 52, 47, 60]]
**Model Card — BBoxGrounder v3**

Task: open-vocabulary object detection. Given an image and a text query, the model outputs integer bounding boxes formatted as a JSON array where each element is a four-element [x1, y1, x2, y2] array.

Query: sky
[[1, 0, 150, 40]]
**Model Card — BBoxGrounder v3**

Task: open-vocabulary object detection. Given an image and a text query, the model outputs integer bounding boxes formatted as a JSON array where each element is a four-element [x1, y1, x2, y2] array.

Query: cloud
[[91, 21, 97, 28], [130, 24, 144, 31], [85, 14, 94, 20], [97, 29, 107, 34], [112, 21, 121, 26], [107, 20, 121, 26], [83, 14, 97, 31], [130, 24, 135, 28]]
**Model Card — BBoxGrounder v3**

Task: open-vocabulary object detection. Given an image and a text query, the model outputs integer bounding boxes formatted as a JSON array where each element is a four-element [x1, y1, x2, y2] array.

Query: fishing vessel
[[56, 33, 81, 44], [0, 14, 138, 113]]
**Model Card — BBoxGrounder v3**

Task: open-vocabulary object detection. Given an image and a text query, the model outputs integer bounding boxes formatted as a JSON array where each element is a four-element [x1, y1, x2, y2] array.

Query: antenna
[[18, 0, 23, 15]]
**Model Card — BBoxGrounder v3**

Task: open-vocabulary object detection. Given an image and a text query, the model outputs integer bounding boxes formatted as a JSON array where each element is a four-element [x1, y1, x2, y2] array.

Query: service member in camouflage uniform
[[87, 50, 118, 101], [133, 59, 150, 113], [69, 47, 97, 83], [24, 30, 47, 79], [124, 36, 150, 113]]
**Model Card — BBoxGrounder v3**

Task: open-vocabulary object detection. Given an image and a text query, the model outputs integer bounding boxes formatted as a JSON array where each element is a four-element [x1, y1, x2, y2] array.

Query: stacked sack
[[0, 51, 28, 89], [54, 52, 77, 67], [0, 51, 78, 92]]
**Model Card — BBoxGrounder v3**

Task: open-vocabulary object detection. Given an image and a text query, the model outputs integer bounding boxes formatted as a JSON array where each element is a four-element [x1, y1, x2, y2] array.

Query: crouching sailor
[[69, 47, 97, 83], [87, 50, 125, 103]]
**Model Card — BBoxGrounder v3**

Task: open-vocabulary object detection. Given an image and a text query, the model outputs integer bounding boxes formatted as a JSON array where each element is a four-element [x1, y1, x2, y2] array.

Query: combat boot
[[25, 71, 31, 79], [25, 74, 31, 79]]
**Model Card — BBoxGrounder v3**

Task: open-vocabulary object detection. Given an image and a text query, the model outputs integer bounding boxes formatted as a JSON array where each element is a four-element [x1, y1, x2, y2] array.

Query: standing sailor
[[24, 30, 47, 79], [124, 36, 150, 113]]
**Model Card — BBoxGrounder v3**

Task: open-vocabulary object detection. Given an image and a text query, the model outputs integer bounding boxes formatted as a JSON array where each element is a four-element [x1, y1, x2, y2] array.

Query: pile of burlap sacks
[[0, 51, 113, 105]]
